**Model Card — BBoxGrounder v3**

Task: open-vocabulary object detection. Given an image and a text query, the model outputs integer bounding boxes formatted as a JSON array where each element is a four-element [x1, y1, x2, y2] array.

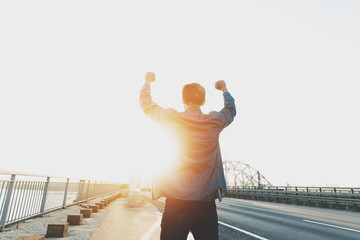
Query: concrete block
[[89, 205, 99, 213], [67, 214, 83, 225], [100, 200, 108, 207], [45, 222, 68, 238], [95, 202, 104, 209], [128, 193, 144, 207], [80, 208, 92, 218], [16, 236, 44, 240]]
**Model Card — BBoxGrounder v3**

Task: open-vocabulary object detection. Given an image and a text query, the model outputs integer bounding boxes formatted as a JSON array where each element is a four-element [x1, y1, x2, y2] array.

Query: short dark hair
[[182, 83, 205, 106]]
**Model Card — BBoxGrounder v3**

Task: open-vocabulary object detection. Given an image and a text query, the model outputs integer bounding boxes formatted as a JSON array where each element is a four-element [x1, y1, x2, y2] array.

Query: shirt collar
[[185, 106, 202, 114]]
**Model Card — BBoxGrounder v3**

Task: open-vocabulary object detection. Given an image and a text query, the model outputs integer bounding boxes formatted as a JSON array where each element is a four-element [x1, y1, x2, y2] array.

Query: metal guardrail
[[227, 186, 360, 211], [0, 171, 122, 231]]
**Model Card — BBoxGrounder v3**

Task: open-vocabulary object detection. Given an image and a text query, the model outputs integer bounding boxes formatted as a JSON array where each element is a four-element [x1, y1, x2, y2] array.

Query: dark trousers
[[160, 198, 219, 240]]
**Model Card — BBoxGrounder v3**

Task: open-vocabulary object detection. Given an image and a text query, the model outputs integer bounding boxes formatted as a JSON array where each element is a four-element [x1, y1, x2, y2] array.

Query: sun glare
[[130, 126, 178, 186]]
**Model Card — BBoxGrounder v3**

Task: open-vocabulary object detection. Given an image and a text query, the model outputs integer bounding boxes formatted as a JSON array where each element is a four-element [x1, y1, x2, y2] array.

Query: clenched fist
[[215, 80, 228, 93], [145, 72, 156, 84]]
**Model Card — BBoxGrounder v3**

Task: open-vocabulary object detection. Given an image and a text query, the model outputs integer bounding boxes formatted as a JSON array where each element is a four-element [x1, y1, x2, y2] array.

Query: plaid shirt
[[140, 83, 236, 201]]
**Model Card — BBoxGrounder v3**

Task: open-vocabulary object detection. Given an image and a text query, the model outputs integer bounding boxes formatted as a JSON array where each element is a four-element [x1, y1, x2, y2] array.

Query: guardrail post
[[94, 181, 97, 197], [76, 180, 85, 202], [62, 178, 69, 208], [0, 174, 16, 232], [85, 180, 90, 201], [40, 177, 50, 217]]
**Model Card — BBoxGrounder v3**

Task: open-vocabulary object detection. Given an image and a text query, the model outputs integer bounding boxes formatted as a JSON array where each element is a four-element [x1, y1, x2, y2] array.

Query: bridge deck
[[91, 197, 195, 240], [90, 198, 160, 240]]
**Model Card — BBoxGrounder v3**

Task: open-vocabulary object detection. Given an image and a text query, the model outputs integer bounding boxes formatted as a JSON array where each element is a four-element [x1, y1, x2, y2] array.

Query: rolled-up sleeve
[[140, 83, 177, 124], [219, 92, 236, 128]]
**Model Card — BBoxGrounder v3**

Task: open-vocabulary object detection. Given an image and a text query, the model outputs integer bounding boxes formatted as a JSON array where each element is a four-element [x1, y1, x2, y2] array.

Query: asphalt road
[[217, 197, 360, 240], [142, 192, 360, 239]]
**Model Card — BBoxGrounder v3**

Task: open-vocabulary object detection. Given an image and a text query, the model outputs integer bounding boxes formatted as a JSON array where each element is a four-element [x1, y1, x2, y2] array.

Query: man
[[140, 72, 236, 240]]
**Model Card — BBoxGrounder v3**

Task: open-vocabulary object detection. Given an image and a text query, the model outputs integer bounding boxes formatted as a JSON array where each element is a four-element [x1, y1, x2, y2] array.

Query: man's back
[[140, 76, 236, 201]]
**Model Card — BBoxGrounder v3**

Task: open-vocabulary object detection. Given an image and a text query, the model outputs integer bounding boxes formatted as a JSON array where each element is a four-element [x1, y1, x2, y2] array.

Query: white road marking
[[140, 215, 161, 240], [302, 219, 360, 233], [218, 221, 269, 240], [187, 232, 195, 240], [217, 203, 233, 208]]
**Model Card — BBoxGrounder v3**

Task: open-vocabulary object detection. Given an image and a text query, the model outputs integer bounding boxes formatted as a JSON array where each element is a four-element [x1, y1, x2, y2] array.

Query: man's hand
[[215, 80, 228, 93], [145, 72, 156, 84]]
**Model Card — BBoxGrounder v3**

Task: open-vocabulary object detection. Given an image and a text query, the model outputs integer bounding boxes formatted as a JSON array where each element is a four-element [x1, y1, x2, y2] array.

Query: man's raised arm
[[140, 72, 176, 124], [215, 80, 236, 128]]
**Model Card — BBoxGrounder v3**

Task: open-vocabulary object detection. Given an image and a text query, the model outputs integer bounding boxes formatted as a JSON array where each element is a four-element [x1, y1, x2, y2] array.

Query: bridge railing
[[0, 171, 122, 231], [227, 186, 360, 211]]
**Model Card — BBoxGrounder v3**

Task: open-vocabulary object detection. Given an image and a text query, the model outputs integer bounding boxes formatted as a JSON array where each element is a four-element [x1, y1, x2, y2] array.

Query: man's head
[[182, 83, 206, 107]]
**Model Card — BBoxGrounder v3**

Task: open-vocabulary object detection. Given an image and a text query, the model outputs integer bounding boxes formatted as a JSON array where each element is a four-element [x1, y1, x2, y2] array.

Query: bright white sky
[[1, 1, 359, 187]]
